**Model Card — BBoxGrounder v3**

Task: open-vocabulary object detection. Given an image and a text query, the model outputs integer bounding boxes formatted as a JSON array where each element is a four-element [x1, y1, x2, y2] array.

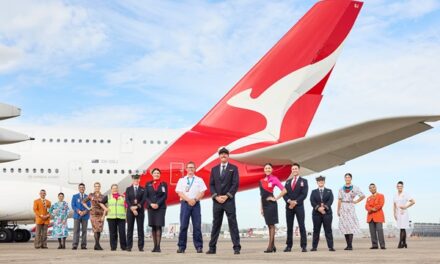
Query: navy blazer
[[71, 193, 91, 220], [125, 185, 146, 210], [209, 163, 239, 200], [283, 177, 308, 207], [310, 188, 334, 215], [144, 181, 167, 210]]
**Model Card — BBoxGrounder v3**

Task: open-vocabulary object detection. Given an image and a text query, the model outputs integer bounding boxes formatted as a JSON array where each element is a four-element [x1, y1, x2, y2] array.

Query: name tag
[[162, 186, 166, 193], [300, 182, 304, 187]]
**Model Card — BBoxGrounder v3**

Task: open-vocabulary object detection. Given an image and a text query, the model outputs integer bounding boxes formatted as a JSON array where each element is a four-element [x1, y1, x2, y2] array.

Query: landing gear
[[0, 222, 32, 243]]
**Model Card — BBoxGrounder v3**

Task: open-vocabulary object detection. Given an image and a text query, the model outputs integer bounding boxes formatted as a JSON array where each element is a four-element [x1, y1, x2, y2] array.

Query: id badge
[[185, 186, 190, 192], [300, 182, 304, 187], [78, 198, 80, 203], [162, 186, 166, 193], [134, 199, 138, 204]]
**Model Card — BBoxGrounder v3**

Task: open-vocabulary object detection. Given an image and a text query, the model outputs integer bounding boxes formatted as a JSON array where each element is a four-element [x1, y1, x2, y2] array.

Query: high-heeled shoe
[[264, 246, 276, 253], [403, 243, 407, 248], [397, 241, 403, 248]]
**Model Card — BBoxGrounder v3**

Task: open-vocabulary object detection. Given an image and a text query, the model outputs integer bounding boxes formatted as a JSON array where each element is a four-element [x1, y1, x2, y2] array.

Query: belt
[[341, 201, 353, 203]]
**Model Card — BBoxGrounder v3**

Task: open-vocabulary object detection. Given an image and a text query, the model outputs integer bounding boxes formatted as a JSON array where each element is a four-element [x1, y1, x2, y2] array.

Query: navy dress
[[259, 175, 284, 225], [144, 181, 168, 227]]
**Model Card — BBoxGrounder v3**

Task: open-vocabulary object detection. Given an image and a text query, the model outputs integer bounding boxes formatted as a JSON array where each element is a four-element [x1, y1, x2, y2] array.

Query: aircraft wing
[[231, 115, 440, 175]]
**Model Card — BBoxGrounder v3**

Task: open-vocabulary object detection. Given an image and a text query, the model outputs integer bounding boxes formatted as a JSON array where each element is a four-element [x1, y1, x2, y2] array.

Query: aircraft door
[[121, 133, 134, 153], [68, 161, 83, 184], [170, 162, 184, 186]]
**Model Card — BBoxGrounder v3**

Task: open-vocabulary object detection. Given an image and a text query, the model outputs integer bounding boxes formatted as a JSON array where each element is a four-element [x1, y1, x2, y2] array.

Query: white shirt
[[220, 162, 228, 175], [175, 175, 207, 200]]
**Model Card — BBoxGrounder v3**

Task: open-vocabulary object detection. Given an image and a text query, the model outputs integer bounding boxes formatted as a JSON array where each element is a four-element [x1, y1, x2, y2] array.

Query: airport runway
[[1, 237, 439, 263]]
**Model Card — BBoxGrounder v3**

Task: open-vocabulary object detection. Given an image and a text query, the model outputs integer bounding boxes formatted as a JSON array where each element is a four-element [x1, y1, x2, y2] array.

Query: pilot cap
[[315, 175, 326, 182], [131, 174, 140, 179], [218, 146, 230, 155]]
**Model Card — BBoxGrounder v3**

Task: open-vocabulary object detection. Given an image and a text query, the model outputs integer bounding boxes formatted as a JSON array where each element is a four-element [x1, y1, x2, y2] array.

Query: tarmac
[[1, 237, 439, 263]]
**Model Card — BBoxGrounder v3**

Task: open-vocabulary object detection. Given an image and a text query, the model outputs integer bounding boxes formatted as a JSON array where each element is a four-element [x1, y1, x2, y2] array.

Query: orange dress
[[33, 199, 51, 225], [365, 193, 385, 223]]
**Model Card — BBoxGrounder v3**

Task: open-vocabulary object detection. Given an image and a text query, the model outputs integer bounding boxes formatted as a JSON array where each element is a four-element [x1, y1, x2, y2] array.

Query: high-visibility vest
[[107, 195, 126, 219]]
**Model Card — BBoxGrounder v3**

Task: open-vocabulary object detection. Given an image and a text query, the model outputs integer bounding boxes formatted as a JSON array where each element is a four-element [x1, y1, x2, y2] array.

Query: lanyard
[[186, 177, 195, 191]]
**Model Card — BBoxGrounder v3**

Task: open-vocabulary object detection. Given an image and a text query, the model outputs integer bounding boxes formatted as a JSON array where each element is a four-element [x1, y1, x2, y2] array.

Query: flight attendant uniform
[[394, 192, 412, 229], [145, 179, 168, 252], [259, 175, 284, 225]]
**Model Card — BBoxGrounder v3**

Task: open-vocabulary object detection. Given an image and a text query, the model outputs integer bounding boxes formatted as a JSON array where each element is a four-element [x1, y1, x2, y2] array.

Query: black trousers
[[286, 205, 307, 249], [126, 210, 145, 250], [209, 199, 241, 251], [107, 218, 127, 250], [312, 213, 333, 249]]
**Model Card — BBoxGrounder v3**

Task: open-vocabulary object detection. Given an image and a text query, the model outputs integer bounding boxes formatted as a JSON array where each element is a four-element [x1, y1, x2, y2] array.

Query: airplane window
[[79, 139, 82, 143], [48, 169, 52, 174], [33, 168, 36, 173], [107, 139, 111, 143], [57, 139, 60, 143], [157, 140, 161, 144], [71, 139, 75, 143], [150, 140, 154, 144], [92, 169, 96, 174], [64, 139, 68, 143], [106, 169, 110, 174], [142, 170, 146, 174], [55, 169, 59, 173], [99, 169, 103, 174], [135, 170, 139, 174], [113, 169, 117, 174], [18, 168, 22, 173], [128, 169, 132, 174], [143, 140, 147, 144], [25, 168, 29, 173], [10, 168, 14, 173], [42, 138, 46, 142], [49, 138, 53, 143], [100, 139, 104, 143], [121, 170, 125, 174], [2, 168, 6, 173], [164, 140, 168, 144], [40, 169, 44, 173], [93, 139, 97, 143], [86, 139, 90, 143]]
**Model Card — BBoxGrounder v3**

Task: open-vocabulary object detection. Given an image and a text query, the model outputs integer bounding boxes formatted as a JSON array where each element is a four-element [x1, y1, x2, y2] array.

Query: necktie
[[81, 193, 83, 202], [134, 186, 138, 197], [291, 176, 298, 190], [220, 165, 226, 180], [42, 199, 46, 210], [319, 189, 323, 200]]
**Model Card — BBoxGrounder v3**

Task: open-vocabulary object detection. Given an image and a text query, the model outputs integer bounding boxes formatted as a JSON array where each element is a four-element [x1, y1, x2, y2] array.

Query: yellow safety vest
[[107, 195, 126, 219]]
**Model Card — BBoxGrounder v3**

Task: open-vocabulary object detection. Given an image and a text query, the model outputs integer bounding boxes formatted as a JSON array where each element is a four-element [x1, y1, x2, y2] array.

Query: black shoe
[[58, 245, 62, 249], [94, 244, 103, 251], [197, 248, 203, 253], [370, 246, 378, 249], [41, 246, 48, 249], [302, 248, 307, 252], [206, 249, 216, 254], [283, 246, 291, 252], [381, 247, 386, 250], [81, 246, 87, 250], [177, 248, 185, 253], [310, 248, 317, 251], [139, 248, 144, 252], [344, 246, 353, 250], [234, 250, 240, 255], [111, 248, 116, 251], [72, 246, 77, 250], [126, 248, 131, 252], [403, 243, 407, 248], [329, 248, 335, 251]]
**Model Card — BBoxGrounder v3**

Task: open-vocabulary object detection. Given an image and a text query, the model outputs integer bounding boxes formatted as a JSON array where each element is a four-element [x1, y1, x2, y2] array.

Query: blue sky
[[1, 0, 440, 229]]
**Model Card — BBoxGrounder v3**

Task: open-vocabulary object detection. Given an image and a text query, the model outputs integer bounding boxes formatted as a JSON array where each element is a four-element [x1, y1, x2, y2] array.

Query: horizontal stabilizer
[[231, 115, 440, 175]]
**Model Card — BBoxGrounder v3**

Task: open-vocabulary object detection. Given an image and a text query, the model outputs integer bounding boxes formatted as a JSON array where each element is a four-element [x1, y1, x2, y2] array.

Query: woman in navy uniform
[[144, 168, 168, 252], [260, 163, 287, 253]]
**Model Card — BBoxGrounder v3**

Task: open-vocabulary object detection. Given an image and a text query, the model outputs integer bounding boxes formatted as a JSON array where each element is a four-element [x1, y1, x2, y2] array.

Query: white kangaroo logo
[[198, 42, 345, 170]]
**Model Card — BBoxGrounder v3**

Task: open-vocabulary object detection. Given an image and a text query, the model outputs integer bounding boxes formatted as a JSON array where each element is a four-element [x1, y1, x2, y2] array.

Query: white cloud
[[0, 0, 107, 75], [0, 44, 23, 72]]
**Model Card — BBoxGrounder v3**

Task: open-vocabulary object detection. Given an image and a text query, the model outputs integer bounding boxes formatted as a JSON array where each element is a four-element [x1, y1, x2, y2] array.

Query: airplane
[[0, 0, 438, 243]]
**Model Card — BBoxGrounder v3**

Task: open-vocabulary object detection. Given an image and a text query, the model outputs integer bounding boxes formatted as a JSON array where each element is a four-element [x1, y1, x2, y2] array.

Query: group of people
[[257, 164, 416, 252], [33, 146, 415, 253]]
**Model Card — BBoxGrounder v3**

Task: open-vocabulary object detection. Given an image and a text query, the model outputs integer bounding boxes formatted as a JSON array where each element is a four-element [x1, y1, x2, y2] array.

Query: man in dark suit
[[125, 174, 146, 252], [206, 147, 241, 255], [310, 175, 335, 252], [283, 163, 308, 252]]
